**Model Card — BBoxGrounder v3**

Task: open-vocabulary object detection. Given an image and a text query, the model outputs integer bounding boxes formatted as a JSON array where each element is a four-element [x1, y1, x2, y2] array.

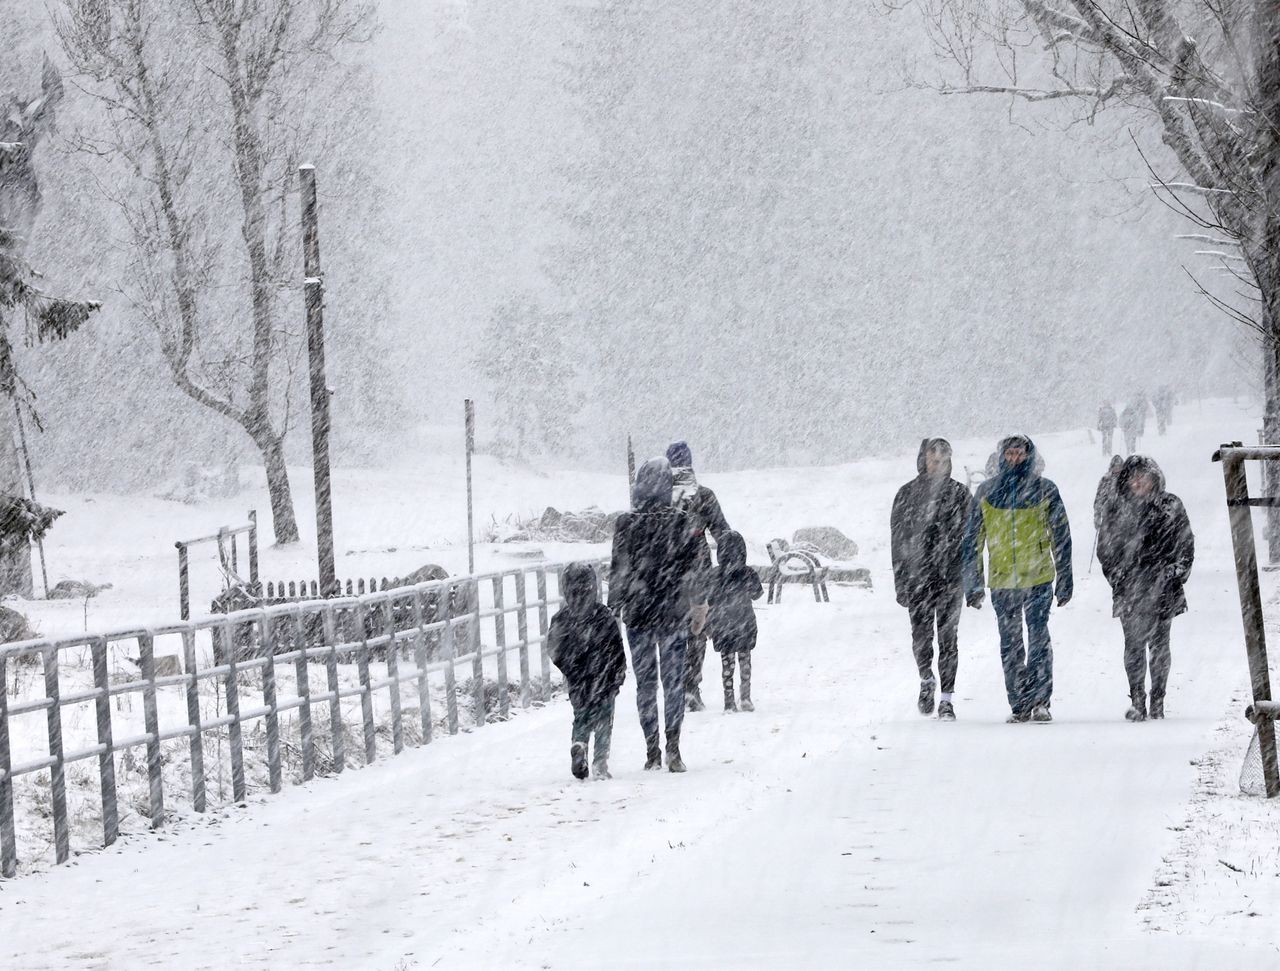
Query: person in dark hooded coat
[[1097, 402, 1117, 455], [963, 435, 1073, 723], [891, 438, 971, 720], [609, 456, 704, 772], [665, 440, 732, 713], [1097, 456, 1194, 721], [708, 530, 763, 712], [547, 563, 627, 779]]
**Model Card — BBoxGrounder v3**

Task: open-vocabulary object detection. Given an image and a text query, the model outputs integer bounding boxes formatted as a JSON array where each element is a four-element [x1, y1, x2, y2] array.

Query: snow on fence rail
[[0, 559, 605, 879]]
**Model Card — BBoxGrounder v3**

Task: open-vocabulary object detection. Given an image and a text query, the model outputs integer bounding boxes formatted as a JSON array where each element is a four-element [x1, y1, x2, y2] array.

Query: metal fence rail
[[0, 559, 605, 878]]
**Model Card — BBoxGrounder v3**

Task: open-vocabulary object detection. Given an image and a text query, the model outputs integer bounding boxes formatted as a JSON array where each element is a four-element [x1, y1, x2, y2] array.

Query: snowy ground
[[3, 399, 1280, 968]]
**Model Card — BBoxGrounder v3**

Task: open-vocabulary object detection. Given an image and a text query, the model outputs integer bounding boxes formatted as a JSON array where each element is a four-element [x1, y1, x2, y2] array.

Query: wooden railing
[[0, 560, 605, 878]]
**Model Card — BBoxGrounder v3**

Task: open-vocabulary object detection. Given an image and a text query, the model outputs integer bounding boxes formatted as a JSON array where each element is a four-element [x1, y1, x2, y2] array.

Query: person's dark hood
[[916, 437, 953, 477], [560, 562, 599, 612], [995, 434, 1038, 477], [1117, 454, 1166, 496], [666, 441, 693, 469], [717, 530, 748, 568], [632, 457, 673, 510]]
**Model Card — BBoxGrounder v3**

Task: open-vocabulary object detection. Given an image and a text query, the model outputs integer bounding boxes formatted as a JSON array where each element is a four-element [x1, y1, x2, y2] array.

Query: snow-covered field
[[3, 399, 1280, 969]]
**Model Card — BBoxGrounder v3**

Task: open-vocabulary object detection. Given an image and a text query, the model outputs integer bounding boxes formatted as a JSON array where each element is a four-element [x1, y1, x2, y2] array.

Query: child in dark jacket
[[709, 531, 763, 712], [547, 562, 627, 779]]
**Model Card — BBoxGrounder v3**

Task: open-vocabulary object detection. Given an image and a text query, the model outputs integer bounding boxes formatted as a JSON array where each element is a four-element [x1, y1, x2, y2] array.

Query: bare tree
[[890, 0, 1280, 548], [54, 0, 374, 543]]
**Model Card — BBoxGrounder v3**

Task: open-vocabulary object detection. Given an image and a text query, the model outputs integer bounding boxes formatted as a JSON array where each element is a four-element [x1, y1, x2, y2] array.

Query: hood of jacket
[[717, 529, 748, 568], [560, 562, 600, 612], [1116, 454, 1166, 496], [916, 437, 953, 477], [994, 434, 1038, 478], [632, 457, 673, 511]]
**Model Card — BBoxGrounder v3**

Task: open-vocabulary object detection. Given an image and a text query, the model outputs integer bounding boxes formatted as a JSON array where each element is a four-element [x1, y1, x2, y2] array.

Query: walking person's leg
[[738, 650, 753, 711], [909, 601, 937, 714], [684, 626, 708, 711], [1148, 616, 1173, 719], [936, 594, 961, 719], [1120, 611, 1148, 719], [628, 626, 662, 768], [1023, 584, 1054, 718], [991, 589, 1029, 718], [657, 626, 689, 771], [721, 650, 737, 711], [591, 695, 615, 777], [570, 698, 590, 780]]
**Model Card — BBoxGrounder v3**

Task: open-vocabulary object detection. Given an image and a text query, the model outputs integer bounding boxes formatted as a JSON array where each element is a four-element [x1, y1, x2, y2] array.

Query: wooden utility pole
[[13, 401, 47, 598], [300, 164, 336, 596], [626, 434, 635, 487], [465, 399, 476, 574]]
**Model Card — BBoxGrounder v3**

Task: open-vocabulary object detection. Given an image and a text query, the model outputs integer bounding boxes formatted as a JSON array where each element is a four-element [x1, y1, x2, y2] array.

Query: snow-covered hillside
[[4, 397, 1279, 969]]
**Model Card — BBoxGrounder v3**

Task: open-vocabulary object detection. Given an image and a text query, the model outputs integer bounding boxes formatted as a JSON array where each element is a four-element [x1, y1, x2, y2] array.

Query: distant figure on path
[[964, 435, 1073, 723], [890, 438, 972, 720], [547, 563, 627, 779], [665, 441, 731, 713], [1097, 456, 1194, 721], [1120, 402, 1142, 454], [609, 457, 704, 772], [1097, 402, 1117, 455], [1153, 386, 1175, 436], [708, 530, 763, 712]]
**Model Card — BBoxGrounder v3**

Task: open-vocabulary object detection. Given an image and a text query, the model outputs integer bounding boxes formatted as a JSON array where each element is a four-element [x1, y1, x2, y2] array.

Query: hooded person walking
[[963, 435, 1073, 723], [1097, 456, 1194, 721], [665, 441, 732, 712], [890, 438, 972, 720], [546, 563, 627, 779], [708, 530, 763, 712], [609, 457, 705, 771]]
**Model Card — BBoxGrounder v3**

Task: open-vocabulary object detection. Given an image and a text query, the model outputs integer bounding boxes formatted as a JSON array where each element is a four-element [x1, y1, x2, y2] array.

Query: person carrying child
[[547, 562, 627, 780], [709, 530, 763, 711]]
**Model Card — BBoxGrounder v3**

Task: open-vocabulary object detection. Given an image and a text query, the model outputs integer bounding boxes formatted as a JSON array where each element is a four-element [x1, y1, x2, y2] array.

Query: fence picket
[[138, 633, 165, 827], [181, 629, 205, 812], [322, 607, 344, 772], [261, 616, 282, 794], [217, 623, 245, 803], [493, 575, 509, 719], [91, 637, 119, 842], [537, 569, 551, 686], [294, 608, 315, 782], [385, 599, 404, 754], [470, 579, 484, 726], [412, 590, 432, 743], [516, 571, 530, 708], [441, 583, 459, 735], [0, 656, 14, 877]]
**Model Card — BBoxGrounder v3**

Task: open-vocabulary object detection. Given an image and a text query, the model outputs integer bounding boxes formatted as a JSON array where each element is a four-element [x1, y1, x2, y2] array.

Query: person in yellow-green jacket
[[963, 435, 1073, 723]]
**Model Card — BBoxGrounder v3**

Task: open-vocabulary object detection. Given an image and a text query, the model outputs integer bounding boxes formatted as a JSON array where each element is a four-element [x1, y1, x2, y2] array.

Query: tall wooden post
[[465, 399, 475, 574], [13, 401, 47, 598], [626, 434, 635, 487], [1220, 446, 1280, 797], [300, 164, 336, 596]]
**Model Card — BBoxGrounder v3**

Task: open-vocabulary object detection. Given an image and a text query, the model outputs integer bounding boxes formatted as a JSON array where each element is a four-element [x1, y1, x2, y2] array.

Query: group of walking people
[[892, 434, 1194, 724], [546, 442, 759, 779], [1097, 386, 1176, 455]]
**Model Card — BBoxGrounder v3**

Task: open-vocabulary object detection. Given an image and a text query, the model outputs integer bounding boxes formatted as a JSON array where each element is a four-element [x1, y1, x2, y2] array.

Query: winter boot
[[644, 734, 662, 771], [686, 688, 706, 713], [666, 730, 686, 773], [722, 654, 737, 711], [592, 761, 612, 780], [739, 653, 754, 712], [723, 688, 738, 713], [1031, 704, 1053, 723], [918, 677, 936, 716], [1149, 698, 1165, 720], [1126, 691, 1147, 722], [1006, 709, 1031, 724], [937, 700, 956, 721], [571, 742, 589, 780]]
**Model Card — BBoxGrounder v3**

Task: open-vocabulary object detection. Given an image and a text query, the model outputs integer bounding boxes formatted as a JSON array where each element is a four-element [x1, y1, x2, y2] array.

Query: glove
[[690, 602, 710, 636], [966, 590, 984, 610], [1056, 589, 1072, 608]]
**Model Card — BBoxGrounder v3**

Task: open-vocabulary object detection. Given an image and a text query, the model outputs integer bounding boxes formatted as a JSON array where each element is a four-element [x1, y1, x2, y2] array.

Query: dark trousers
[[1123, 430, 1138, 453], [628, 624, 687, 740], [991, 584, 1054, 713], [721, 649, 752, 701], [1101, 428, 1114, 454], [684, 627, 709, 694], [908, 595, 961, 693], [1120, 612, 1172, 705], [571, 695, 615, 771]]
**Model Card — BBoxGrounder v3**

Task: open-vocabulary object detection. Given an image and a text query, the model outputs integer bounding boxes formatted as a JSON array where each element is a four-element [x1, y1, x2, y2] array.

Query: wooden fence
[[0, 560, 604, 879]]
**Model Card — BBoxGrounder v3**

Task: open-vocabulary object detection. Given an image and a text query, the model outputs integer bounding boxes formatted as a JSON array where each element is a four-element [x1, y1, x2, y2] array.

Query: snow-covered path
[[4, 402, 1277, 968]]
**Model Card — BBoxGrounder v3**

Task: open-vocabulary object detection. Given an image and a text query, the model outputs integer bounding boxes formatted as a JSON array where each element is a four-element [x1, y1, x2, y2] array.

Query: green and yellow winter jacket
[[963, 436, 1073, 597]]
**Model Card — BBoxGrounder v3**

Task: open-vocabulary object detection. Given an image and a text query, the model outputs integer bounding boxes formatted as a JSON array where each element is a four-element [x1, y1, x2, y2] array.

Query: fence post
[[441, 583, 459, 735], [492, 574, 509, 720], [91, 636, 119, 843], [536, 568, 551, 686], [217, 622, 246, 803], [355, 603, 377, 764], [177, 542, 190, 621], [516, 570, 530, 708], [1221, 451, 1280, 797], [138, 633, 165, 827], [322, 606, 344, 773], [294, 607, 315, 782], [384, 598, 404, 754], [40, 646, 70, 863], [412, 589, 432, 743], [0, 656, 16, 877], [180, 628, 205, 813], [248, 510, 259, 593], [260, 614, 282, 795], [470, 578, 485, 726]]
